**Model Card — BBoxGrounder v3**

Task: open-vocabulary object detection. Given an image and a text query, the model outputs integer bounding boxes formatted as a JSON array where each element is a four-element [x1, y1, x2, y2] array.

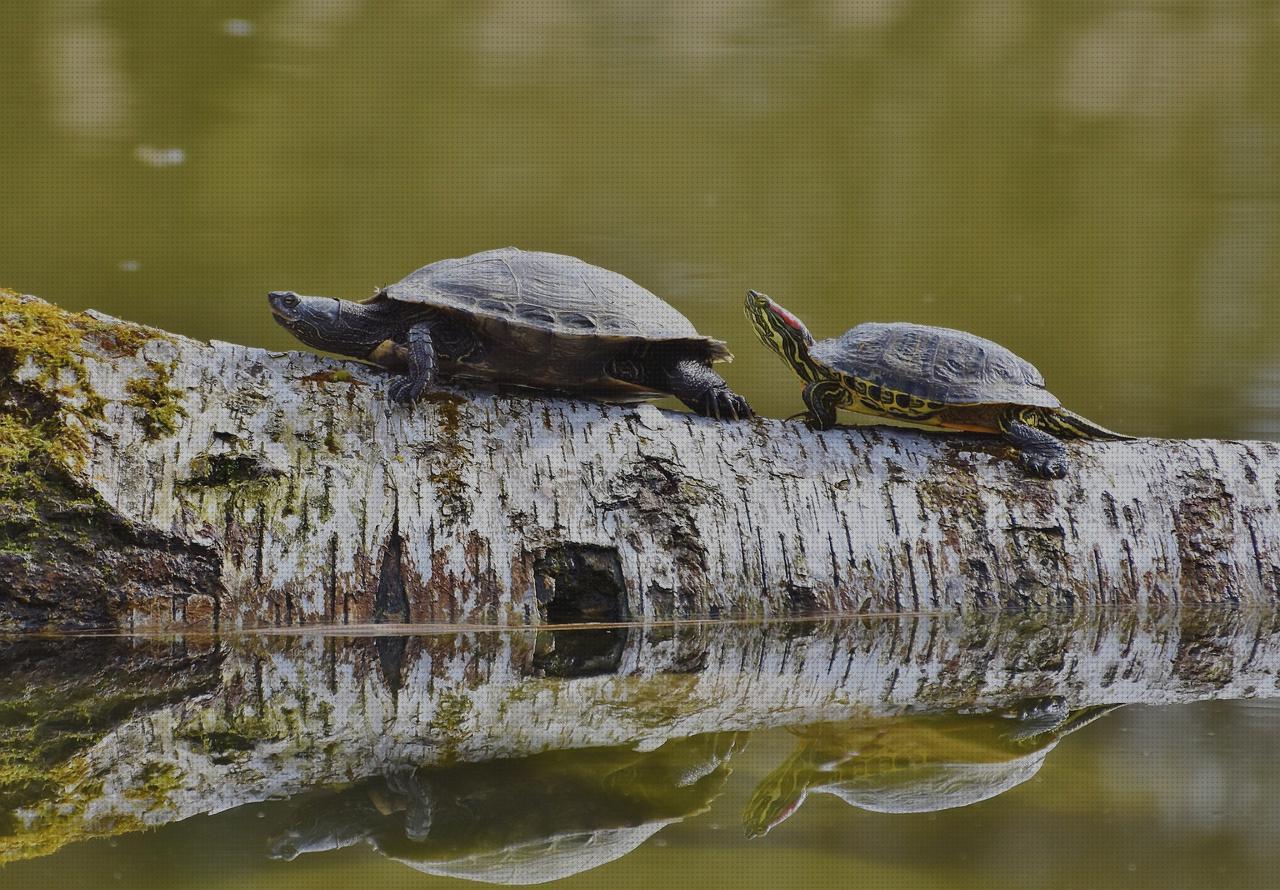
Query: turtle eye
[[270, 291, 301, 309]]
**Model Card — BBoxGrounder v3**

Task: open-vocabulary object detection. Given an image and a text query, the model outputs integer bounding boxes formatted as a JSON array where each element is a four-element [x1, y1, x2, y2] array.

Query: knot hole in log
[[531, 543, 629, 678]]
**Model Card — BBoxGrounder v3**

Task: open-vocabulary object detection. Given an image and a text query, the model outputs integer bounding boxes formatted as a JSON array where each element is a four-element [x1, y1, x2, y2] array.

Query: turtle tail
[[1040, 408, 1134, 441]]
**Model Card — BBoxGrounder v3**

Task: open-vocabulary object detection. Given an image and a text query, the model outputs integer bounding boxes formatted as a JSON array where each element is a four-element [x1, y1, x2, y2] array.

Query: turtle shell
[[811, 322, 1059, 408], [381, 247, 730, 361]]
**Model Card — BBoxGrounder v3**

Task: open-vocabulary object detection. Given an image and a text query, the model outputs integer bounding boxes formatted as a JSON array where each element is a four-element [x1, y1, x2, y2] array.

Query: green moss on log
[[125, 361, 187, 440], [0, 288, 166, 479], [0, 291, 219, 629]]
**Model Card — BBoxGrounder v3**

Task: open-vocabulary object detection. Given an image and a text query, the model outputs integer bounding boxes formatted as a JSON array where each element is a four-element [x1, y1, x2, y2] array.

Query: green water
[[3, 2, 1278, 435], [1, 613, 1279, 889]]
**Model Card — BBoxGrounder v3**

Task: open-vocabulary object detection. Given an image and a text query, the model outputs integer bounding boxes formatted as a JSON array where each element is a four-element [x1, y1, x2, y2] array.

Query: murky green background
[[3, 1, 1278, 436], [3, 2, 1280, 887]]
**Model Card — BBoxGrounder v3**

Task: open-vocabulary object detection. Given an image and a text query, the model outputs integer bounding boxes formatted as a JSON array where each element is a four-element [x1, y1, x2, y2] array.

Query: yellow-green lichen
[[0, 786, 146, 865], [125, 361, 187, 440], [421, 394, 473, 522], [1, 294, 101, 472], [0, 289, 165, 484], [601, 674, 706, 729], [121, 761, 184, 811], [301, 368, 358, 385], [180, 451, 285, 493], [0, 413, 100, 555], [0, 291, 165, 561], [0, 290, 161, 439], [175, 713, 287, 763], [430, 690, 475, 763]]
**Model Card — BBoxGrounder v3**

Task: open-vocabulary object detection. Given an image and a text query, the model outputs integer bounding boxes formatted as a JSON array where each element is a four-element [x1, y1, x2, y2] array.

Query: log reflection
[[1, 609, 1277, 869]]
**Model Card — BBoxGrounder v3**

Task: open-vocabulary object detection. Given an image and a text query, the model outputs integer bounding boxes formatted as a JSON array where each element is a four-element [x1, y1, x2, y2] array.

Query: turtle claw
[[721, 391, 752, 421], [1002, 417, 1069, 479], [1018, 451, 1068, 479], [797, 409, 839, 432], [703, 388, 752, 421], [388, 375, 430, 405]]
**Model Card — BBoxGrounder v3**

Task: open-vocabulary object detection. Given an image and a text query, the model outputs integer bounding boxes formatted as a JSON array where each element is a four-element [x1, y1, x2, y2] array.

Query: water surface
[[1, 611, 1278, 888]]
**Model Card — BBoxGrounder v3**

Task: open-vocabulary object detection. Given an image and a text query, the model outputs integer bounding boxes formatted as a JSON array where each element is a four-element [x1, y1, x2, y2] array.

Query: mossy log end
[[3, 291, 1280, 629]]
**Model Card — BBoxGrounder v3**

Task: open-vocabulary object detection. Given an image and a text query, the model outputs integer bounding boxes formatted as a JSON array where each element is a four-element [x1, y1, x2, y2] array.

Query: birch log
[[3, 292, 1280, 628]]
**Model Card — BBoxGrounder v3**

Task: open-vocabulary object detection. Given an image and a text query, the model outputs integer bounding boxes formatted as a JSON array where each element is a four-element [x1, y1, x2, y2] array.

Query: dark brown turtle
[[268, 733, 744, 884], [268, 247, 750, 419]]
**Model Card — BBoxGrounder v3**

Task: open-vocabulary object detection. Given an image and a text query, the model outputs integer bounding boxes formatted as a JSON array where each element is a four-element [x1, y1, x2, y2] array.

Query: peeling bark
[[3, 294, 1280, 628]]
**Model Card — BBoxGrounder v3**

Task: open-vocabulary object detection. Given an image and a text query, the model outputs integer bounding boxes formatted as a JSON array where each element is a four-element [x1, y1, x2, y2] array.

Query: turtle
[[268, 732, 744, 884], [742, 702, 1122, 837], [743, 291, 1133, 477], [267, 247, 751, 420]]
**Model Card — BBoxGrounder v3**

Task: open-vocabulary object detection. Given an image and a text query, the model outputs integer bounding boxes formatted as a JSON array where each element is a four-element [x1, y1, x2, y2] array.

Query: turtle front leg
[[801, 380, 844, 430], [665, 359, 752, 421], [388, 321, 438, 404], [999, 409, 1068, 478], [400, 777, 435, 843]]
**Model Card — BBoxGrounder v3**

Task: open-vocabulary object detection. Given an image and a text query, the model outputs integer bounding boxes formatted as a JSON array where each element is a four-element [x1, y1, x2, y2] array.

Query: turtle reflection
[[270, 732, 743, 884], [744, 698, 1120, 837]]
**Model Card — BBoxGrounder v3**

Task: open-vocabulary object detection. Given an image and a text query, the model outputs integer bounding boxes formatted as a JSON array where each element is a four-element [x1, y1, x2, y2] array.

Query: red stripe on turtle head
[[768, 303, 806, 332]]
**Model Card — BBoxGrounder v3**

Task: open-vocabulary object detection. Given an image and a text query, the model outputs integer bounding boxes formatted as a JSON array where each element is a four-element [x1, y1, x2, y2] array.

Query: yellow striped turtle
[[744, 701, 1120, 837], [744, 291, 1131, 477]]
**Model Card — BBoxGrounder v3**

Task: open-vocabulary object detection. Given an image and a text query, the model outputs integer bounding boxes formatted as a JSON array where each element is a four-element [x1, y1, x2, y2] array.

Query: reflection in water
[[743, 702, 1119, 837], [4, 2, 1279, 886], [269, 733, 742, 884], [0, 609, 1277, 882]]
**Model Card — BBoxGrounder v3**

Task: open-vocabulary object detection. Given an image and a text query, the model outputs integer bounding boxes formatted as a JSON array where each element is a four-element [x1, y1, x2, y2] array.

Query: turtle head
[[742, 776, 807, 839], [268, 291, 389, 359], [744, 291, 821, 382]]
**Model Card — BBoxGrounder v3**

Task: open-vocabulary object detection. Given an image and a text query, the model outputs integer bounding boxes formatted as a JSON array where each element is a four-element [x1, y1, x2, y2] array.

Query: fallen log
[[2, 291, 1279, 628]]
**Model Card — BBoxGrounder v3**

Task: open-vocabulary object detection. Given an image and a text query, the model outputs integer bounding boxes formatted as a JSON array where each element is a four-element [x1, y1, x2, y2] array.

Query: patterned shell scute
[[387, 247, 724, 351], [812, 322, 1060, 408]]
